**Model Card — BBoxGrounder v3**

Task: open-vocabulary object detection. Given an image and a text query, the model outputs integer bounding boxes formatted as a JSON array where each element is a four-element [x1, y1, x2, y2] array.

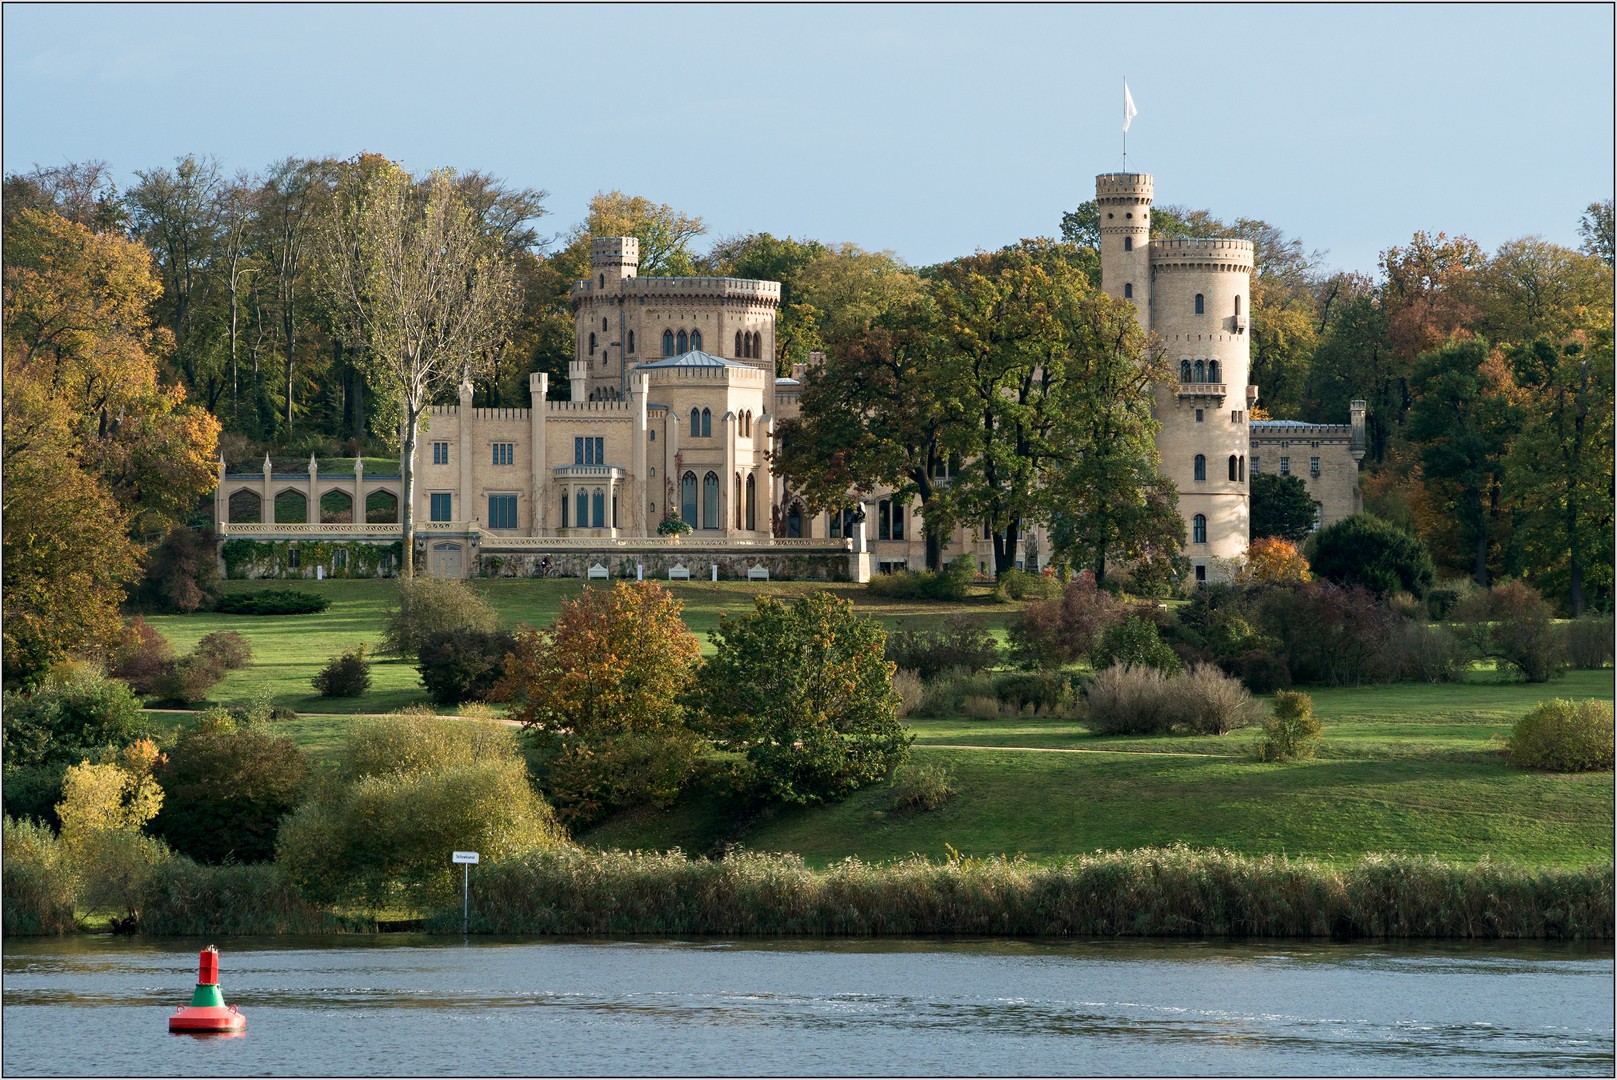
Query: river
[[2, 936, 1611, 1075]]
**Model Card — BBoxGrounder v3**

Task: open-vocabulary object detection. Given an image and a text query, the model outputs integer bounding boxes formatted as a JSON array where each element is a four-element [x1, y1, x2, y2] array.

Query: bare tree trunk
[[401, 406, 419, 579]]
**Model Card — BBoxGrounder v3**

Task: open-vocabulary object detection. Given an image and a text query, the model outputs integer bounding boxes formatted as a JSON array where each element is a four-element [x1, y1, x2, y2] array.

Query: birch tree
[[316, 158, 517, 577]]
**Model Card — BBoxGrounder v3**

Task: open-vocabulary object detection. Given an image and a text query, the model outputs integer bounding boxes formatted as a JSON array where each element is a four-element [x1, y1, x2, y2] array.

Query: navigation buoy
[[168, 945, 246, 1034]]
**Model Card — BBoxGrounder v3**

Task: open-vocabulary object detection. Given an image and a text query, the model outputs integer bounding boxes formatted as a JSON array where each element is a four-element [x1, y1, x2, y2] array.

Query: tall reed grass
[[137, 859, 363, 935], [431, 845, 1613, 940]]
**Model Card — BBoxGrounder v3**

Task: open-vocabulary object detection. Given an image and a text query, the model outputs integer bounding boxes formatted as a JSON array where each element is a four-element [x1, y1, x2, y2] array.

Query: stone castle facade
[[215, 175, 1363, 581]]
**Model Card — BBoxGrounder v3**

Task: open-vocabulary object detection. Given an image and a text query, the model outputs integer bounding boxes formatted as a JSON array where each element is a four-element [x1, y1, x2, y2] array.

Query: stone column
[[353, 457, 365, 528], [720, 412, 736, 536], [458, 380, 474, 529], [530, 372, 548, 535], [215, 455, 228, 528], [260, 453, 273, 523], [631, 372, 648, 536], [306, 455, 320, 523]]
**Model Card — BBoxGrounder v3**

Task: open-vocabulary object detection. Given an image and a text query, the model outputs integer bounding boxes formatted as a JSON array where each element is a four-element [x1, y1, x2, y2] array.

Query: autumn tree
[[3, 161, 127, 233], [1503, 335, 1616, 614], [691, 592, 909, 804], [1379, 230, 1484, 363], [1240, 537, 1312, 585], [498, 582, 704, 824], [1476, 236, 1614, 347], [316, 159, 518, 576], [1250, 471, 1317, 542], [1579, 198, 1614, 266], [1406, 338, 1521, 584]]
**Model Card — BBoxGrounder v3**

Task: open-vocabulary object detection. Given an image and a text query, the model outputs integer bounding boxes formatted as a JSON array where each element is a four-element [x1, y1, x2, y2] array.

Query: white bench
[[747, 565, 770, 581], [667, 564, 691, 580], [586, 563, 609, 580]]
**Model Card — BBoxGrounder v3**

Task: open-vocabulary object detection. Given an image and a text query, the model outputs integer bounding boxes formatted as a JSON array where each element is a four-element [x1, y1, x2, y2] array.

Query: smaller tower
[[1349, 399, 1367, 462], [589, 237, 639, 288], [1096, 173, 1154, 322]]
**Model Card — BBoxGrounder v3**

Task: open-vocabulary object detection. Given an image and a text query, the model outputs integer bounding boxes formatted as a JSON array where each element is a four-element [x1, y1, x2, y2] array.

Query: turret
[[1349, 399, 1367, 462], [589, 237, 639, 289], [569, 360, 588, 401], [1096, 172, 1154, 323]]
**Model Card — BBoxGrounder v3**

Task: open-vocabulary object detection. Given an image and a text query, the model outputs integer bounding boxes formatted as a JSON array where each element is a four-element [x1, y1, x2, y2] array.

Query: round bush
[[215, 589, 329, 615], [313, 645, 372, 698], [1507, 699, 1614, 772]]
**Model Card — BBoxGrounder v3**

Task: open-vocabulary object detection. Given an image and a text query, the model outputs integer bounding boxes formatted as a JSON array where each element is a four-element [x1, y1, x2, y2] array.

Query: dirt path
[[921, 743, 1220, 758]]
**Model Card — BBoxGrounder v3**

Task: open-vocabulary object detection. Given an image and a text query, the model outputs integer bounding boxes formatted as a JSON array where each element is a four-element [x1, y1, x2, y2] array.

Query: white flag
[[1123, 81, 1138, 133]]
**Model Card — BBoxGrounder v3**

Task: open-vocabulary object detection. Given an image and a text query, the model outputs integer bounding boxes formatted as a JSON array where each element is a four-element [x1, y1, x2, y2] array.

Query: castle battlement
[[1095, 173, 1155, 199], [571, 276, 781, 305], [1150, 237, 1254, 271], [545, 400, 637, 415]]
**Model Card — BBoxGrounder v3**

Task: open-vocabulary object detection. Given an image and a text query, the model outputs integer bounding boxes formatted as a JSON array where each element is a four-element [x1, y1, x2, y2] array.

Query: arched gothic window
[[1194, 359, 1205, 382], [786, 504, 803, 538], [745, 474, 756, 531], [701, 408, 712, 437], [602, 317, 608, 331], [1123, 282, 1133, 299], [627, 330, 635, 353], [1239, 455, 1246, 482], [690, 329, 702, 352], [1123, 236, 1133, 252], [735, 473, 743, 528], [588, 332, 596, 355], [681, 472, 698, 526], [735, 330, 744, 357], [1208, 360, 1221, 382], [1234, 295, 1242, 317], [1180, 360, 1192, 382], [1194, 454, 1207, 482], [560, 490, 569, 529], [598, 274, 604, 288], [662, 330, 675, 356], [702, 472, 719, 529], [1192, 514, 1207, 544], [1195, 294, 1205, 315], [677, 330, 688, 354], [576, 488, 589, 529], [1228, 455, 1238, 481], [690, 407, 701, 435], [592, 488, 605, 528]]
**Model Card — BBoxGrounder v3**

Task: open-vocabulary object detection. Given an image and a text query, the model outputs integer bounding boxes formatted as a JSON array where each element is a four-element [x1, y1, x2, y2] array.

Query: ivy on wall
[[220, 539, 403, 580]]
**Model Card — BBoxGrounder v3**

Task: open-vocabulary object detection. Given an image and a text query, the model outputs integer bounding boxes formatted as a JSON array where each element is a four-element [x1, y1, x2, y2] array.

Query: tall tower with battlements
[[1097, 172, 1254, 582]]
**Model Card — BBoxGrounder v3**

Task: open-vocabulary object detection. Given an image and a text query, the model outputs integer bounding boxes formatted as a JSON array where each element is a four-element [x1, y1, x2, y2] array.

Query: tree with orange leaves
[[497, 582, 703, 824], [1239, 537, 1312, 585]]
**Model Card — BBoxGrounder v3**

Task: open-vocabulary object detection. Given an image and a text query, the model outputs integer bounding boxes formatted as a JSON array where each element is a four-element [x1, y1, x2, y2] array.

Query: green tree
[[692, 593, 910, 804], [149, 727, 309, 864], [1306, 291, 1397, 462], [1308, 513, 1434, 597], [1503, 336, 1616, 614], [1579, 198, 1614, 267], [127, 154, 223, 398], [1407, 338, 1521, 584], [1249, 471, 1317, 542], [1477, 236, 1614, 347], [703, 232, 829, 369]]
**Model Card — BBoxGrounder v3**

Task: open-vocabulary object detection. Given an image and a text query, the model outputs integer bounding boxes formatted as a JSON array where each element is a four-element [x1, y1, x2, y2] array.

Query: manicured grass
[[583, 670, 1615, 871], [143, 577, 1017, 715]]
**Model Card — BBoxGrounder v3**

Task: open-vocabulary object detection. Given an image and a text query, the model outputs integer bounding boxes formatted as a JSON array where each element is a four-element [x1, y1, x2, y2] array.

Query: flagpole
[[1122, 76, 1128, 172]]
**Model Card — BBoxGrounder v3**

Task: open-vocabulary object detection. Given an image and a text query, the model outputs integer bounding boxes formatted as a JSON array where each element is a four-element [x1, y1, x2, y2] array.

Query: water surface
[[3, 936, 1611, 1075]]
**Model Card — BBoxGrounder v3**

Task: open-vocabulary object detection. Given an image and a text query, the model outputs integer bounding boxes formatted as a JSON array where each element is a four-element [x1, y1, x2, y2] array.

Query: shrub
[[343, 713, 522, 782], [891, 669, 925, 718], [1396, 621, 1468, 684], [1083, 664, 1174, 735], [1166, 663, 1257, 734], [312, 645, 372, 698], [994, 567, 1060, 602], [1257, 690, 1321, 762], [1, 668, 149, 769], [380, 577, 497, 658], [215, 589, 329, 615], [2, 816, 76, 935], [1008, 573, 1126, 670], [991, 671, 1071, 715], [130, 526, 223, 614], [1426, 587, 1462, 621], [1561, 616, 1615, 670], [916, 670, 995, 717], [1235, 650, 1292, 694], [150, 728, 310, 864], [1, 763, 69, 828], [884, 617, 1001, 680], [890, 763, 957, 812], [961, 694, 1002, 720], [1240, 537, 1312, 584], [193, 631, 253, 672], [1507, 699, 1615, 772], [1092, 615, 1181, 675], [1257, 581, 1405, 687], [1309, 514, 1434, 598], [865, 556, 974, 602], [109, 618, 176, 695], [149, 652, 228, 705], [137, 859, 340, 936], [692, 592, 911, 805], [416, 627, 517, 706], [1453, 581, 1562, 683]]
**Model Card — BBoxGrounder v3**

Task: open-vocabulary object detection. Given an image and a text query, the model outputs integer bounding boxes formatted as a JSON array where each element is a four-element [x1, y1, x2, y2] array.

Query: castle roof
[[634, 350, 751, 371]]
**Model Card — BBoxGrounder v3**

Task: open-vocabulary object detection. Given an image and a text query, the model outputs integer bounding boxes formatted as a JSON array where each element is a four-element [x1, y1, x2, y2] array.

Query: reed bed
[[435, 845, 1614, 940], [137, 859, 365, 936]]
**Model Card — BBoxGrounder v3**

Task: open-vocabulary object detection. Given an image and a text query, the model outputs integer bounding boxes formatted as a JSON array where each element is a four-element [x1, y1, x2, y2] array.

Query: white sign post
[[452, 851, 479, 934]]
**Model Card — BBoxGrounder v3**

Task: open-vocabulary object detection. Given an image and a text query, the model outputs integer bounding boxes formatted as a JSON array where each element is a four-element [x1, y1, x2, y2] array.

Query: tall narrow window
[[1194, 359, 1205, 382], [745, 474, 756, 530], [1180, 360, 1192, 382], [592, 488, 605, 528], [662, 329, 674, 356], [1208, 360, 1221, 382], [432, 441, 450, 465], [735, 330, 744, 356], [488, 494, 518, 530], [1195, 294, 1205, 314], [735, 473, 743, 528], [589, 332, 596, 355], [1239, 455, 1246, 482], [627, 330, 635, 353], [690, 407, 701, 435], [561, 490, 569, 528], [1194, 454, 1207, 481], [878, 500, 892, 540], [430, 493, 452, 522], [677, 330, 688, 353], [690, 329, 702, 352], [594, 437, 604, 464], [1192, 514, 1207, 544], [1229, 455, 1238, 481], [599, 274, 604, 288], [1123, 282, 1133, 299], [1280, 456, 1291, 475], [681, 471, 698, 525], [702, 472, 719, 529], [1234, 295, 1243, 317], [892, 503, 904, 541], [574, 436, 584, 465], [576, 488, 589, 528], [787, 504, 802, 538], [701, 408, 711, 437], [1123, 236, 1133, 252]]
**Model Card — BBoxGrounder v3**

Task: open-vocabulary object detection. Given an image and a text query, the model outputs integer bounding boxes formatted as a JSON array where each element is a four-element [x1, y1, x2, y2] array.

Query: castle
[[214, 174, 1363, 581]]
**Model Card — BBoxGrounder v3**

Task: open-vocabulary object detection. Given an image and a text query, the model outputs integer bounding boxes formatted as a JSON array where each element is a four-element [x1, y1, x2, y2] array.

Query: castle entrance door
[[431, 543, 464, 578]]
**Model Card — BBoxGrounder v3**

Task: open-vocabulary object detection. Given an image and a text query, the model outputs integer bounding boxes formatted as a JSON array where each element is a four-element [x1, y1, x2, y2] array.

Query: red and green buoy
[[168, 946, 245, 1034]]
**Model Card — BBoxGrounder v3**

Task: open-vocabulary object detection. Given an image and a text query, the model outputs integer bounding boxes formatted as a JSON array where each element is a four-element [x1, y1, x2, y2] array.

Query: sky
[[3, 3, 1613, 278]]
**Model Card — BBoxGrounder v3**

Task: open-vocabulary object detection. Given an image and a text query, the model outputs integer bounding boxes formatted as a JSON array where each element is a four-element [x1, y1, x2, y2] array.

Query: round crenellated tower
[[1096, 173, 1255, 582]]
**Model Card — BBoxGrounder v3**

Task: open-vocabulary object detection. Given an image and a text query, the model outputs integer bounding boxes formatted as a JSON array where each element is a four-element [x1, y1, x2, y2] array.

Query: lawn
[[143, 577, 1017, 715]]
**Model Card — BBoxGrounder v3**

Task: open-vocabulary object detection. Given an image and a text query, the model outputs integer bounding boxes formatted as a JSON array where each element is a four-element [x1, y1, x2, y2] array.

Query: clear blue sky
[[4, 3, 1612, 277]]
